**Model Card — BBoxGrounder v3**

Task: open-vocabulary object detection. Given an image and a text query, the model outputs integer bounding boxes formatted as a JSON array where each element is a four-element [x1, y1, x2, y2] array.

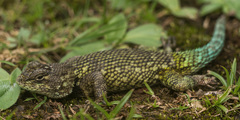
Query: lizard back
[[71, 49, 174, 91]]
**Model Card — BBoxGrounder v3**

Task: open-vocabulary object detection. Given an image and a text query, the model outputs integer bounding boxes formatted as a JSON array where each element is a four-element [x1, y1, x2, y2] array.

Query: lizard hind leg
[[162, 70, 196, 91]]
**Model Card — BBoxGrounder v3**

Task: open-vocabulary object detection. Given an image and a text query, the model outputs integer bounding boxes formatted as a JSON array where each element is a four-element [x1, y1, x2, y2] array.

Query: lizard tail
[[199, 15, 226, 61], [173, 16, 226, 73]]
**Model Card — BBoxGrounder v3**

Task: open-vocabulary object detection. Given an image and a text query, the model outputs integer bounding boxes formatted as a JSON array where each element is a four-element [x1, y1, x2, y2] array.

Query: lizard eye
[[36, 75, 44, 80]]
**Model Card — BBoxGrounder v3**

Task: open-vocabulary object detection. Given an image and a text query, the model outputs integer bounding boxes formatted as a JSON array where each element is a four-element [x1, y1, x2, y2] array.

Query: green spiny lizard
[[17, 16, 226, 100]]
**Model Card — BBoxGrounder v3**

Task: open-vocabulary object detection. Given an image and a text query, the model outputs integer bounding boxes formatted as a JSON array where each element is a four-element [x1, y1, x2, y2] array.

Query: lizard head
[[17, 61, 75, 98]]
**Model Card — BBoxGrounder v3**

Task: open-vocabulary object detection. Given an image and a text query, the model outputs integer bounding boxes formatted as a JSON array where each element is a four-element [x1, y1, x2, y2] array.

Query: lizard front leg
[[80, 71, 107, 101]]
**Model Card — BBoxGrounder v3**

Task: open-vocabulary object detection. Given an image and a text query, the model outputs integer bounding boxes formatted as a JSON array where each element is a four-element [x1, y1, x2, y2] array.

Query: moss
[[168, 20, 211, 50]]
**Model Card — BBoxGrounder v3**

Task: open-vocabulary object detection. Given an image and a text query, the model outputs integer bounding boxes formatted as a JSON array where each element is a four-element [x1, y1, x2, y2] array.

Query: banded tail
[[173, 16, 226, 74]]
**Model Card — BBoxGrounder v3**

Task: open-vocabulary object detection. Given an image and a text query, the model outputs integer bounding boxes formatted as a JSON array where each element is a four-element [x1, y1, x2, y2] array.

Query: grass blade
[[69, 22, 101, 46], [233, 104, 240, 110], [236, 77, 240, 86], [33, 96, 47, 110], [208, 70, 227, 88], [0, 60, 16, 67], [233, 77, 240, 94], [58, 105, 67, 120], [109, 89, 134, 118], [204, 96, 211, 107], [102, 92, 111, 106], [89, 99, 109, 118], [218, 88, 232, 104], [126, 102, 135, 120], [222, 66, 230, 86], [72, 109, 94, 120], [217, 105, 228, 114], [229, 58, 237, 86], [144, 82, 154, 96]]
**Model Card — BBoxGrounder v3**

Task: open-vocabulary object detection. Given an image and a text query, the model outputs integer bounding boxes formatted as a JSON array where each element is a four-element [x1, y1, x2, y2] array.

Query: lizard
[[16, 16, 226, 100]]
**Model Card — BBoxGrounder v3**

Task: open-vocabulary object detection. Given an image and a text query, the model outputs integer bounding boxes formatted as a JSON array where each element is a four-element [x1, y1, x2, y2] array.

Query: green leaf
[[30, 32, 46, 45], [109, 0, 136, 9], [0, 80, 10, 97], [0, 68, 10, 97], [0, 68, 10, 80], [104, 14, 127, 44], [235, 5, 240, 20], [0, 82, 20, 110], [200, 3, 222, 16], [61, 41, 106, 62], [173, 7, 198, 19], [18, 27, 31, 41], [69, 22, 101, 46], [123, 24, 165, 47], [0, 68, 21, 110], [10, 68, 21, 84], [69, 16, 126, 47], [199, 0, 240, 18], [73, 17, 101, 29], [6, 37, 17, 48], [158, 0, 180, 11], [158, 0, 197, 19]]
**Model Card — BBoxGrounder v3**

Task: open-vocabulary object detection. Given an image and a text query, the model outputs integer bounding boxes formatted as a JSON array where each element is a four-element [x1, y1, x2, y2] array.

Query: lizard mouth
[[16, 75, 38, 91]]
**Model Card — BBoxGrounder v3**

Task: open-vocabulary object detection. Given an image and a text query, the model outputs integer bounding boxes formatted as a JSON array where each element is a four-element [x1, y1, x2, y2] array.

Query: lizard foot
[[161, 36, 176, 52], [192, 75, 219, 89]]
